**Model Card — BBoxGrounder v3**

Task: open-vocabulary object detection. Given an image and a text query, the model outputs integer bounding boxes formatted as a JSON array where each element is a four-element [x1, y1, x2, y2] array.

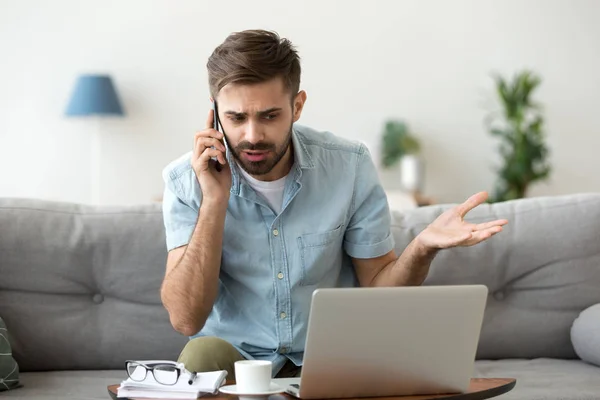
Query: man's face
[[216, 77, 306, 178]]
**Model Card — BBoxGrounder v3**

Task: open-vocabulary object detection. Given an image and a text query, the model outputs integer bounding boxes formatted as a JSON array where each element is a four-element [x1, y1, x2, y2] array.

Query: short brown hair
[[207, 29, 301, 99]]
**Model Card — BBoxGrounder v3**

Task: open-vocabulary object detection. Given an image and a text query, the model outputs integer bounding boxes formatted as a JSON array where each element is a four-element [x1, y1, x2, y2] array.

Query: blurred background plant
[[486, 70, 551, 203], [380, 120, 421, 168], [380, 119, 427, 199]]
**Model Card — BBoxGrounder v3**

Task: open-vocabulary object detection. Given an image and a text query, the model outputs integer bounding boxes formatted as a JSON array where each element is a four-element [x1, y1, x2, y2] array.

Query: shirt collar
[[291, 125, 315, 170]]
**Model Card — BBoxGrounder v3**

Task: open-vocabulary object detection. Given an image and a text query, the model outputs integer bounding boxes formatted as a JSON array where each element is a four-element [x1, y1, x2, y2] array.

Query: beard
[[227, 122, 293, 176]]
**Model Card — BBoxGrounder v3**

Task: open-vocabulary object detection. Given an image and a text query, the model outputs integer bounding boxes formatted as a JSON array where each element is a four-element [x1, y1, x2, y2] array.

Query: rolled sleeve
[[343, 144, 395, 259], [162, 174, 198, 251], [344, 234, 395, 259]]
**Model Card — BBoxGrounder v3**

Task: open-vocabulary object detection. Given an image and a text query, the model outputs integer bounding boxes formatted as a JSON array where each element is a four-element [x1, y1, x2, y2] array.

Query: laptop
[[277, 284, 488, 399]]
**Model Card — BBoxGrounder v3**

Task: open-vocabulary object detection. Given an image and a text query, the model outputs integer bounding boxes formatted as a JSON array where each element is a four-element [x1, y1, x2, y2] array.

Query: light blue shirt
[[161, 124, 394, 376]]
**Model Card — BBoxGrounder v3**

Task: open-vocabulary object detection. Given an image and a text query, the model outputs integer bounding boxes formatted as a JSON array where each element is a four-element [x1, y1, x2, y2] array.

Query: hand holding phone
[[190, 104, 231, 203]]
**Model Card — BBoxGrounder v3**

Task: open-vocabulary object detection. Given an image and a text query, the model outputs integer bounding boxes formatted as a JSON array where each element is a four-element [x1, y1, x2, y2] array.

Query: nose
[[244, 120, 264, 144]]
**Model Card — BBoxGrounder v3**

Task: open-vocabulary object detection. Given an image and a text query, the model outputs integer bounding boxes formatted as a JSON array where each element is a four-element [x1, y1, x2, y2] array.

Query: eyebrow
[[224, 107, 282, 118]]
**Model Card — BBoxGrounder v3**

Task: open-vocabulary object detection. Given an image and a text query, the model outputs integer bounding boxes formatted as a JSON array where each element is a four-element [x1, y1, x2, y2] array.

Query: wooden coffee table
[[108, 378, 515, 400]]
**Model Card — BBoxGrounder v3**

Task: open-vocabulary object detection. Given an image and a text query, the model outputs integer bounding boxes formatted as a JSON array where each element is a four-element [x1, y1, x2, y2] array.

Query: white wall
[[1, 0, 599, 205]]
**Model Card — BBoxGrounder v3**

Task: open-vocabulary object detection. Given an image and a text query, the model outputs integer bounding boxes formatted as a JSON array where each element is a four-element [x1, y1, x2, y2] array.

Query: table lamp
[[65, 74, 125, 204]]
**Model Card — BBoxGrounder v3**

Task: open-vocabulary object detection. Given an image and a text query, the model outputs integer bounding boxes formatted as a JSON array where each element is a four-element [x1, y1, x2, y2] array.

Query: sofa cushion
[[474, 358, 600, 400], [0, 317, 20, 391], [0, 198, 188, 372], [391, 193, 600, 359], [571, 303, 600, 366]]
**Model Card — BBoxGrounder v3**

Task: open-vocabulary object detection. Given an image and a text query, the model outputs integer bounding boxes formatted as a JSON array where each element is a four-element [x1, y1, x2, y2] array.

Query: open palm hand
[[417, 191, 508, 250]]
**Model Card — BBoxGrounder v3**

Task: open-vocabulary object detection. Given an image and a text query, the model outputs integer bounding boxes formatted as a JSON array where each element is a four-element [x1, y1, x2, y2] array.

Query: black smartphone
[[212, 101, 223, 172]]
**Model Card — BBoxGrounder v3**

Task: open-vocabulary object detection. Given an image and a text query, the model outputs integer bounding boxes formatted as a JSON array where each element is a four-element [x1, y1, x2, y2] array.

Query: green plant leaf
[[486, 69, 550, 201], [380, 119, 421, 168]]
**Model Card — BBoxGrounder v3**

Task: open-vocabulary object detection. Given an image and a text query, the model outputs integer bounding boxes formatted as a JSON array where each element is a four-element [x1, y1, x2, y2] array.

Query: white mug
[[234, 360, 272, 393]]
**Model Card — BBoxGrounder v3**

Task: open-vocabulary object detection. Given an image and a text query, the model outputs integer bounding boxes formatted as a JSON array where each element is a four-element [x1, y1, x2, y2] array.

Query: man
[[160, 29, 507, 379]]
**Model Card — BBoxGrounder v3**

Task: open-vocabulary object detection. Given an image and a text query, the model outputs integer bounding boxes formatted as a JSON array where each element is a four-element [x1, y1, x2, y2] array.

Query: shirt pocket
[[297, 224, 345, 286]]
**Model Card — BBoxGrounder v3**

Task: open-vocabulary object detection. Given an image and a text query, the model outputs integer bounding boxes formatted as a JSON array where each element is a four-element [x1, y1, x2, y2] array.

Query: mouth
[[242, 150, 270, 162]]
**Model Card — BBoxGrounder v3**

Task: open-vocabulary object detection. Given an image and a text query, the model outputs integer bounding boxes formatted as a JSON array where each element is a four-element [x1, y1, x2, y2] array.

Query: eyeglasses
[[125, 360, 182, 385]]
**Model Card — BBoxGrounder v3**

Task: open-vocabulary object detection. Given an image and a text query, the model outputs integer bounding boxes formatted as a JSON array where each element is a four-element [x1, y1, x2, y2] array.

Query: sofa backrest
[[1, 193, 599, 371], [0, 198, 187, 372], [391, 193, 600, 360]]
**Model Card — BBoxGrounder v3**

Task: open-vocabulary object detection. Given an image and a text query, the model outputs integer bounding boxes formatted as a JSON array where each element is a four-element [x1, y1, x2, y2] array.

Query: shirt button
[[273, 229, 279, 236], [280, 312, 287, 319], [277, 272, 284, 279], [280, 347, 288, 354]]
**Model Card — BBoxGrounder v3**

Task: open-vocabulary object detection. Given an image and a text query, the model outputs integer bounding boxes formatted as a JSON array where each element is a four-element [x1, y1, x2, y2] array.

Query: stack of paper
[[117, 360, 228, 399]]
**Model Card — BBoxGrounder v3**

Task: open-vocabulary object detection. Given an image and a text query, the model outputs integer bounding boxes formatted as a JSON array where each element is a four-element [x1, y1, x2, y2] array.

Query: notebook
[[117, 360, 228, 399]]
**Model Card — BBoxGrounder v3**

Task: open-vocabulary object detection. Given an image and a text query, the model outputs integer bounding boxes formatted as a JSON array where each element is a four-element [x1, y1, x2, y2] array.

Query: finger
[[193, 136, 202, 161], [206, 108, 214, 130], [456, 191, 489, 218], [193, 135, 208, 162], [463, 222, 477, 231], [195, 130, 224, 152], [217, 155, 230, 170], [194, 129, 223, 141], [196, 137, 226, 153], [473, 219, 508, 231], [202, 147, 227, 166], [465, 226, 503, 245], [448, 231, 473, 247], [196, 148, 223, 171], [216, 150, 227, 165], [193, 133, 224, 161], [474, 225, 503, 237]]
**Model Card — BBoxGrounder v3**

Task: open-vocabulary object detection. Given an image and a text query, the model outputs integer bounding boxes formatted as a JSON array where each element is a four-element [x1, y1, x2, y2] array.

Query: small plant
[[486, 70, 551, 202], [380, 120, 421, 168]]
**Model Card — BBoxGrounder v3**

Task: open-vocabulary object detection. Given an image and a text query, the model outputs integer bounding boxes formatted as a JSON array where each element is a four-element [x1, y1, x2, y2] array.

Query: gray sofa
[[1, 194, 599, 400]]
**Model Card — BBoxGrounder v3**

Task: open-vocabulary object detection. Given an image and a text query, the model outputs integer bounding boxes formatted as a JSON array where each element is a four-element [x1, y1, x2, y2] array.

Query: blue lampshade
[[65, 74, 125, 116]]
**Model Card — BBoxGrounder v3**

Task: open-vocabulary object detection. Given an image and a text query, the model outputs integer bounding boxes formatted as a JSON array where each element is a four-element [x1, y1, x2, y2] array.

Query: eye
[[264, 114, 278, 120], [229, 115, 245, 123]]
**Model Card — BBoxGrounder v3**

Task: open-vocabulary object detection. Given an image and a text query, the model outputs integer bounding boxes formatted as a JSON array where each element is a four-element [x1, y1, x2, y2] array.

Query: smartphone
[[212, 101, 223, 172]]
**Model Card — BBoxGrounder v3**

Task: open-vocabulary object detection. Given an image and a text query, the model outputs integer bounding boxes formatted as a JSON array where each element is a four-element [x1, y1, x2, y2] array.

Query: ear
[[292, 90, 307, 123]]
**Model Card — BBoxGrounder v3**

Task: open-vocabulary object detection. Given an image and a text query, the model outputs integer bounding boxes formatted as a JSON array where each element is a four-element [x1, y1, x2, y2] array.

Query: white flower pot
[[399, 154, 424, 193]]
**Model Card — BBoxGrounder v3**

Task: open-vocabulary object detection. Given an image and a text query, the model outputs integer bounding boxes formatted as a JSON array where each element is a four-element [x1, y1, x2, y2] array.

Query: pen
[[188, 372, 197, 385]]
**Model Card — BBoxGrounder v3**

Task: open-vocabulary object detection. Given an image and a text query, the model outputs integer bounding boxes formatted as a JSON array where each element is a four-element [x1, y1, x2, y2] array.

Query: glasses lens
[[127, 362, 147, 381], [154, 365, 178, 385]]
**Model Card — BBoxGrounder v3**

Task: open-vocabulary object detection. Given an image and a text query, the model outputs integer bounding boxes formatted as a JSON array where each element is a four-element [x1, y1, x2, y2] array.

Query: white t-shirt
[[238, 166, 287, 214]]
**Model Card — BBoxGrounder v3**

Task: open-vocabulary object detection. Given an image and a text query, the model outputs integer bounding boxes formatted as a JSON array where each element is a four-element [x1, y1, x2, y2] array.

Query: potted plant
[[380, 120, 423, 193], [486, 70, 551, 203]]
